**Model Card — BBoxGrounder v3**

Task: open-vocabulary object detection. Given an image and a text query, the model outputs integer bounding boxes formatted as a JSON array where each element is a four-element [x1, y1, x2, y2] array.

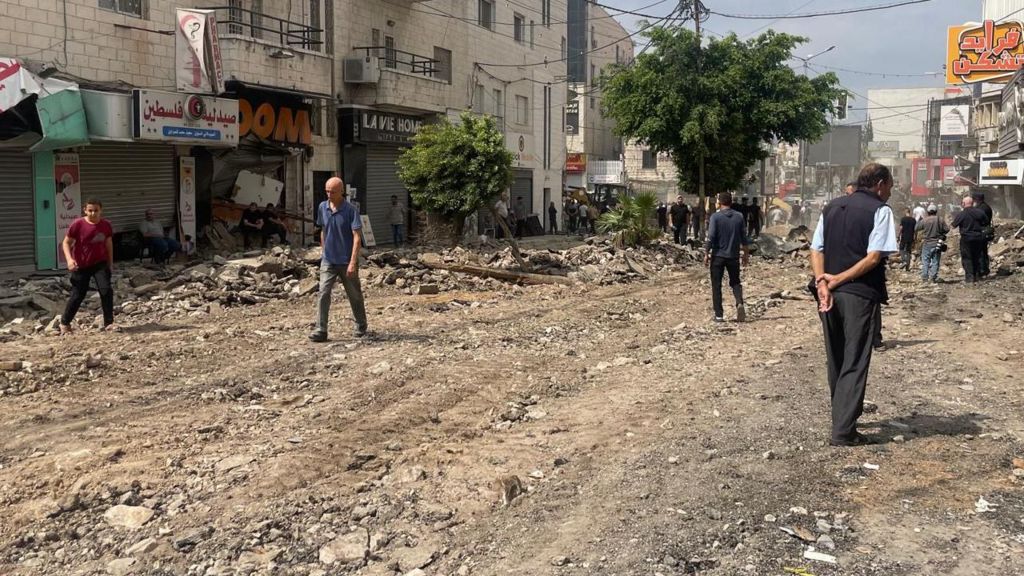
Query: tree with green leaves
[[602, 28, 842, 200], [597, 192, 661, 247], [397, 112, 513, 240]]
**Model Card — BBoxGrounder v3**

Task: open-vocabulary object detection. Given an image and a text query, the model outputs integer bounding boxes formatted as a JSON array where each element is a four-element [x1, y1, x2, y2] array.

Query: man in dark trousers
[[705, 192, 750, 323], [691, 198, 705, 241], [748, 197, 763, 238], [952, 196, 988, 283], [670, 195, 689, 244], [897, 208, 917, 271], [656, 201, 668, 233], [810, 163, 898, 447], [547, 201, 558, 234], [972, 191, 994, 277]]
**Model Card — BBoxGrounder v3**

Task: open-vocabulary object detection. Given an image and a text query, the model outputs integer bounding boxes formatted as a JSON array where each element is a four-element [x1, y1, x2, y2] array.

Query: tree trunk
[[489, 206, 531, 272]]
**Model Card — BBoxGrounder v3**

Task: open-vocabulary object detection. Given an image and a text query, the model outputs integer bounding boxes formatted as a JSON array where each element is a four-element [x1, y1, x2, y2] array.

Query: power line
[[808, 62, 943, 78], [711, 0, 933, 20]]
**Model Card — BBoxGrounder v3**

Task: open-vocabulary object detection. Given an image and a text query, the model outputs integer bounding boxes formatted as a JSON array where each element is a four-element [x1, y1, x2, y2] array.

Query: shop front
[[340, 107, 432, 245], [207, 83, 318, 242]]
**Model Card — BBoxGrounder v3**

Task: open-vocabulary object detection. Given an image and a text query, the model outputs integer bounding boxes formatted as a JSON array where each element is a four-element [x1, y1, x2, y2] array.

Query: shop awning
[[224, 79, 332, 100], [0, 58, 89, 151], [31, 89, 89, 152]]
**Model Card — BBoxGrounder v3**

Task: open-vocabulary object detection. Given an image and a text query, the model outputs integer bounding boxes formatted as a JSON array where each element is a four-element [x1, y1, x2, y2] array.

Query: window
[[530, 20, 535, 49], [434, 46, 452, 83], [250, 0, 263, 39], [515, 95, 529, 125], [590, 96, 595, 109], [99, 0, 143, 18], [372, 28, 381, 57], [311, 100, 323, 136], [475, 84, 486, 111], [384, 35, 396, 69], [227, 0, 243, 34], [642, 149, 658, 170], [542, 0, 551, 26], [615, 44, 620, 64], [590, 25, 596, 48], [514, 13, 525, 43], [561, 37, 566, 60], [590, 64, 596, 87], [478, 0, 494, 30], [493, 88, 504, 118], [309, 0, 322, 49]]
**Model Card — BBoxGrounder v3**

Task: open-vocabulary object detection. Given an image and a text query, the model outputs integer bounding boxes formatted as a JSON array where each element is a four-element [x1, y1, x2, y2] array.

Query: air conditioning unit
[[343, 55, 380, 84]]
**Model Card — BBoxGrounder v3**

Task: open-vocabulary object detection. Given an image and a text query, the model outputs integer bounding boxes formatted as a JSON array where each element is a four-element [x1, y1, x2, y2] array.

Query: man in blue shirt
[[810, 163, 898, 447], [309, 177, 368, 342], [704, 192, 750, 323]]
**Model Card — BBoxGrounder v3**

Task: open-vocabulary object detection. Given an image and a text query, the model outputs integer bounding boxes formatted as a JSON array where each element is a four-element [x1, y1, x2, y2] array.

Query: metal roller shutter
[[0, 150, 35, 269], [511, 169, 534, 215], [366, 146, 409, 246], [79, 143, 176, 234]]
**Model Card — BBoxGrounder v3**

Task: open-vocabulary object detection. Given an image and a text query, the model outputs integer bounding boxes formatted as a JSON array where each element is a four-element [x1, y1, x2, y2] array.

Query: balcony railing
[[352, 46, 441, 78], [207, 5, 325, 53]]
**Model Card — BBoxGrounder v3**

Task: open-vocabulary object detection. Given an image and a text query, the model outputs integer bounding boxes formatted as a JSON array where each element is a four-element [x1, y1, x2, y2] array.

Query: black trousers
[[873, 304, 883, 348], [980, 241, 991, 276], [961, 238, 986, 281], [263, 223, 288, 244], [820, 291, 878, 442], [241, 225, 264, 248], [673, 222, 687, 244], [710, 256, 743, 318], [62, 262, 114, 327]]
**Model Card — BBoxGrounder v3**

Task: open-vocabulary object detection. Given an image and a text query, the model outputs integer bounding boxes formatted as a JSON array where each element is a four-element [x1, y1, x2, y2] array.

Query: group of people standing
[[658, 194, 763, 245]]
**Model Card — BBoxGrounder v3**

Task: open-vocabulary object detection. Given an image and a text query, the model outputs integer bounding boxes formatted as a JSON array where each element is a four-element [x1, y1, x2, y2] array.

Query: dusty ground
[[1, 244, 1023, 576]]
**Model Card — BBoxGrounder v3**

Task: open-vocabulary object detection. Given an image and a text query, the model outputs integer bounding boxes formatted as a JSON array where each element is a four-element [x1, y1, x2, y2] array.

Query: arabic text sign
[[179, 157, 197, 243], [133, 89, 238, 145], [947, 20, 1024, 84], [0, 58, 39, 113]]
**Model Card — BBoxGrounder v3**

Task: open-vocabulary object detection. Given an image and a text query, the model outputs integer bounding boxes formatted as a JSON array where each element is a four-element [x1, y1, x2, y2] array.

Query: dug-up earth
[[1, 234, 1024, 576]]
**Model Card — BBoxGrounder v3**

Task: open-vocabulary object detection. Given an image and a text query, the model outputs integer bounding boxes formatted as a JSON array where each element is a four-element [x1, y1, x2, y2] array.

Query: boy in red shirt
[[60, 199, 117, 333]]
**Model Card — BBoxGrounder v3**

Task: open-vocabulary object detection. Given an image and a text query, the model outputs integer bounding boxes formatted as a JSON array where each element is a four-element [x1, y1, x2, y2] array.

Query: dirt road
[[1, 258, 1022, 576]]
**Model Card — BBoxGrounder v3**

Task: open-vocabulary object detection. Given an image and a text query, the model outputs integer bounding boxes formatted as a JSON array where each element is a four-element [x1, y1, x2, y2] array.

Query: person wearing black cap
[[971, 191, 994, 277], [705, 192, 750, 322], [810, 163, 898, 447]]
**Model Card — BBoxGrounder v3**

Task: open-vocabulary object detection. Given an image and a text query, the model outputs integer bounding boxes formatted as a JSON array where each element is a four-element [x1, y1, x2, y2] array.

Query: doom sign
[[237, 89, 312, 147]]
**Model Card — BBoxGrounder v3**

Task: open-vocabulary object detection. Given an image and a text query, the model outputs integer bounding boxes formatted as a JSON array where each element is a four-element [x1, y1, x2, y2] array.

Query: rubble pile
[[988, 221, 1024, 272], [0, 238, 707, 338]]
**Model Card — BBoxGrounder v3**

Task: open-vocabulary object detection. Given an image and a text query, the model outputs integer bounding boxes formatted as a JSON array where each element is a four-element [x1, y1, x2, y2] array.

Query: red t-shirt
[[67, 218, 113, 268]]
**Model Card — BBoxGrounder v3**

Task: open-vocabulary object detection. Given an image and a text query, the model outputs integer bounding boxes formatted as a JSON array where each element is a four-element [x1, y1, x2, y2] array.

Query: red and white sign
[[0, 58, 37, 113], [179, 157, 197, 244], [175, 9, 225, 94], [55, 153, 81, 268]]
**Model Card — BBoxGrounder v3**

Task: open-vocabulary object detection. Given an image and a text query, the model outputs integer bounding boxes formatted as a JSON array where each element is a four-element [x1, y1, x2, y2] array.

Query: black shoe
[[353, 328, 367, 338], [873, 341, 887, 351], [830, 432, 874, 447], [736, 305, 746, 323], [308, 331, 327, 343], [713, 316, 724, 323]]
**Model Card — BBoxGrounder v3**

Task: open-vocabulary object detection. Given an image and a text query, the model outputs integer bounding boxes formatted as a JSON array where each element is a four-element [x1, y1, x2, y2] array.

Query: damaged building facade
[[0, 0, 573, 273]]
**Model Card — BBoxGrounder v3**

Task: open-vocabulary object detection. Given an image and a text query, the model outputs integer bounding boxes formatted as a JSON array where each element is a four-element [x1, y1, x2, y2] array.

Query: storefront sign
[[979, 153, 1024, 185], [360, 215, 377, 247], [55, 152, 81, 268], [867, 140, 900, 154], [939, 105, 970, 137], [175, 9, 225, 94], [133, 89, 238, 145], [238, 92, 312, 147], [0, 58, 31, 113], [179, 157, 197, 243], [566, 153, 587, 173], [947, 19, 1024, 84], [358, 110, 424, 144], [588, 160, 624, 185]]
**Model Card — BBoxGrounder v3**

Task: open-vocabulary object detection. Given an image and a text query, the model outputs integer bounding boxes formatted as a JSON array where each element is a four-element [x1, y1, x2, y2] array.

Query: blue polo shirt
[[319, 199, 362, 266]]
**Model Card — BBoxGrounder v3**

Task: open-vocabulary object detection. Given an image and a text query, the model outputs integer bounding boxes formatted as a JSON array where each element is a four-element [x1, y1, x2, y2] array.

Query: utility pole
[[693, 0, 705, 204], [795, 45, 836, 203]]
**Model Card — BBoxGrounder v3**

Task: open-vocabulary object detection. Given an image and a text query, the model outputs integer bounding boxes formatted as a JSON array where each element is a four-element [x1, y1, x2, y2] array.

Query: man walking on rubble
[[705, 192, 750, 323], [951, 195, 988, 284], [972, 191, 994, 277], [916, 204, 948, 282], [670, 195, 689, 244], [810, 163, 898, 447], [309, 177, 367, 342]]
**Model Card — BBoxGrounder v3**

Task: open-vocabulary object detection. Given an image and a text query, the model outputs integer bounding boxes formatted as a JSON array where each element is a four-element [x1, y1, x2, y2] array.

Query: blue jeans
[[920, 243, 941, 280], [391, 224, 403, 246], [147, 237, 180, 262], [315, 263, 367, 336]]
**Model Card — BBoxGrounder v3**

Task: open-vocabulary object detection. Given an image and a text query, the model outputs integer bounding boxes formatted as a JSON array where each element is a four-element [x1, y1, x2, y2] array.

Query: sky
[[608, 0, 983, 124]]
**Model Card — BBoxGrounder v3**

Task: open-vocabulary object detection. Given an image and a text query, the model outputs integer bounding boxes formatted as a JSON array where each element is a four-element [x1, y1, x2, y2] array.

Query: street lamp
[[795, 45, 836, 203]]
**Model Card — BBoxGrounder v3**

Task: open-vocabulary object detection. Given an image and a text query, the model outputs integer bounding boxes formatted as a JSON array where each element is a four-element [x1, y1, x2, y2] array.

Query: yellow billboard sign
[[947, 20, 1024, 85]]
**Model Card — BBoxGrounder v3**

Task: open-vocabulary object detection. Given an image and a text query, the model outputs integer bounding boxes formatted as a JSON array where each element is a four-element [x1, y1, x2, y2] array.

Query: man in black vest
[[810, 163, 898, 447], [971, 191, 994, 277], [670, 195, 689, 244]]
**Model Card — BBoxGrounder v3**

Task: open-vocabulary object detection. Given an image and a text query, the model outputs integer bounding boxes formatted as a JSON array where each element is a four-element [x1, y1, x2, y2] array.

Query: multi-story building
[[0, 0, 572, 272], [623, 142, 677, 201], [335, 0, 567, 234], [0, 0, 335, 272], [564, 0, 632, 197]]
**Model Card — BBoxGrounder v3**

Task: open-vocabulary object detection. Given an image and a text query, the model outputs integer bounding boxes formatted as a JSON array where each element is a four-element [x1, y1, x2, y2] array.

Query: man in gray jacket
[[704, 192, 750, 322], [916, 204, 948, 282]]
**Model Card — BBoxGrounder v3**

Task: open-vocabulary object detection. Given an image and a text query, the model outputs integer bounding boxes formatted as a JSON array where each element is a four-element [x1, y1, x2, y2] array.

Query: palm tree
[[596, 192, 661, 247]]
